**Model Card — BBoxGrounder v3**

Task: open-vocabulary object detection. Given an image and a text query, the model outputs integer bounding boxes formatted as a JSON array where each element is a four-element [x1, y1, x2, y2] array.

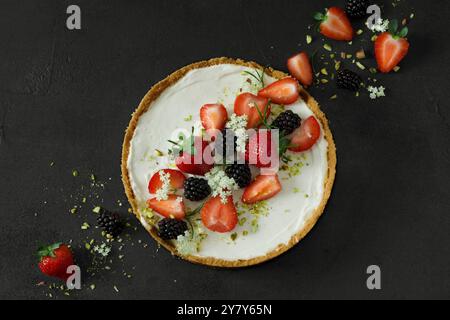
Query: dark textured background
[[1, 0, 449, 300]]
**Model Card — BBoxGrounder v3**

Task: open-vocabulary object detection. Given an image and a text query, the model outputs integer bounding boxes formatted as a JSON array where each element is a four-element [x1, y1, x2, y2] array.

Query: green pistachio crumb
[[231, 233, 237, 241], [72, 170, 79, 177], [92, 206, 101, 214], [306, 35, 313, 44], [357, 29, 363, 35], [323, 44, 332, 52], [356, 62, 366, 70]]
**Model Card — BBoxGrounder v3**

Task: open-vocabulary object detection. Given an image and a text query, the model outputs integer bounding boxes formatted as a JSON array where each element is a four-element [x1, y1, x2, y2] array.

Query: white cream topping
[[127, 64, 329, 261]]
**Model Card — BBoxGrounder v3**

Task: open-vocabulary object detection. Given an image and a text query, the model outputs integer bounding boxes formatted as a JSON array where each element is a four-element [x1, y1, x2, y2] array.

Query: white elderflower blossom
[[205, 167, 239, 204], [368, 86, 386, 99]]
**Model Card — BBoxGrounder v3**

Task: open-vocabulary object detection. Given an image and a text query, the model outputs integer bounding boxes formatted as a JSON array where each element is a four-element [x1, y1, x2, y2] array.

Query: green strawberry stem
[[37, 243, 62, 261]]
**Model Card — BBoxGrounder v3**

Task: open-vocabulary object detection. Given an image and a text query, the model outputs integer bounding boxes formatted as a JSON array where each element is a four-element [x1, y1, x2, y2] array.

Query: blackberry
[[158, 218, 188, 240], [225, 164, 252, 188], [345, 0, 368, 18], [215, 129, 237, 161], [184, 177, 211, 201], [271, 110, 301, 135], [337, 69, 362, 91], [96, 210, 123, 237]]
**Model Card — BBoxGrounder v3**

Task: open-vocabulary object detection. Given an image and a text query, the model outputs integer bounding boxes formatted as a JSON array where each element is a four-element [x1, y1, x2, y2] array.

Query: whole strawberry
[[38, 243, 74, 280]]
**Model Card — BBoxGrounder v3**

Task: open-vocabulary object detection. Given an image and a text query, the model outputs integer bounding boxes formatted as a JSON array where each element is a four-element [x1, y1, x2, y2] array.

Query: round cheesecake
[[121, 57, 336, 267]]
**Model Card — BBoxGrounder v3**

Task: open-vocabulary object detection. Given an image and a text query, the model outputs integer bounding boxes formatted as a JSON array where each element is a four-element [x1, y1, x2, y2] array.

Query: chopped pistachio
[[90, 284, 96, 290], [356, 29, 363, 35], [183, 115, 193, 122], [90, 174, 96, 181], [72, 170, 79, 177], [334, 61, 341, 71], [369, 67, 378, 74], [320, 68, 328, 75], [323, 44, 332, 52], [81, 222, 90, 230], [321, 79, 329, 84], [50, 162, 55, 167], [230, 233, 237, 241], [330, 94, 338, 100], [92, 206, 101, 214], [393, 66, 401, 72], [70, 207, 78, 214], [356, 62, 366, 70], [306, 35, 313, 44], [371, 35, 378, 42]]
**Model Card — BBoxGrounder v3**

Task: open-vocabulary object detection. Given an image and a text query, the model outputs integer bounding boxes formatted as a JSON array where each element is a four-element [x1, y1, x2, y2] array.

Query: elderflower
[[205, 167, 239, 204], [93, 243, 111, 257], [367, 86, 386, 99], [226, 114, 248, 153], [175, 225, 207, 256], [366, 18, 389, 33], [155, 170, 171, 201]]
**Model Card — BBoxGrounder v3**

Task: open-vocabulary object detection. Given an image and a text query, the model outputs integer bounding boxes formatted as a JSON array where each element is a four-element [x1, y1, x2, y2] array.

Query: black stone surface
[[1, 0, 449, 300]]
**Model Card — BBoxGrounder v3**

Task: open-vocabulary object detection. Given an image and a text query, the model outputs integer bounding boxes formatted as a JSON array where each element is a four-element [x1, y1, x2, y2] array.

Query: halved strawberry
[[148, 169, 186, 194], [200, 103, 228, 131], [258, 78, 300, 105], [201, 196, 238, 233], [289, 116, 321, 153], [175, 137, 214, 176], [234, 93, 270, 129], [375, 21, 410, 73], [245, 130, 276, 168], [147, 195, 185, 220], [242, 174, 282, 204], [287, 52, 313, 87], [314, 7, 354, 41]]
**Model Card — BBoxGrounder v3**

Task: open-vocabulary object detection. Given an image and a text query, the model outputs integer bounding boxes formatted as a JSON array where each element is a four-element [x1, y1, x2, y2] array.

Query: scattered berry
[[175, 137, 214, 176], [234, 93, 270, 129], [245, 130, 275, 168], [158, 218, 188, 240], [38, 243, 74, 280], [289, 116, 321, 153], [97, 210, 124, 237], [287, 52, 313, 87], [201, 196, 238, 233], [225, 164, 252, 188], [184, 177, 211, 201], [375, 20, 410, 73], [147, 195, 186, 220], [337, 69, 362, 91], [345, 0, 368, 18], [314, 7, 354, 41], [242, 174, 282, 204], [258, 78, 300, 105], [200, 103, 228, 131], [271, 110, 301, 135], [148, 169, 186, 194]]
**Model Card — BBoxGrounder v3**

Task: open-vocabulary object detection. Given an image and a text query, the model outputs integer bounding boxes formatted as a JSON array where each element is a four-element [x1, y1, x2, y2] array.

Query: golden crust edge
[[121, 57, 337, 268]]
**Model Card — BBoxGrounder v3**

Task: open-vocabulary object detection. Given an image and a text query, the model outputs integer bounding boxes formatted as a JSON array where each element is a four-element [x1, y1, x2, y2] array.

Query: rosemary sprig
[[243, 67, 267, 90]]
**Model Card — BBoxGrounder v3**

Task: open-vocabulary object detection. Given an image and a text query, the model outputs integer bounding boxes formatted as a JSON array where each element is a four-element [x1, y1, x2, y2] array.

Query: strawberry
[[375, 20, 410, 73], [289, 116, 321, 152], [147, 195, 186, 220], [148, 169, 186, 194], [201, 196, 238, 233], [245, 130, 276, 168], [38, 243, 74, 280], [234, 93, 270, 129], [242, 174, 282, 204], [287, 52, 313, 87], [314, 7, 354, 41], [200, 103, 228, 131], [175, 137, 214, 176], [258, 78, 300, 105]]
